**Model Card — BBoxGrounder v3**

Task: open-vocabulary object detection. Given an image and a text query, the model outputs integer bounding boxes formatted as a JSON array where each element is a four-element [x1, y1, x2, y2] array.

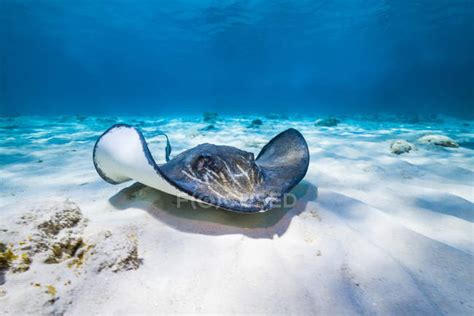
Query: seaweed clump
[[0, 242, 31, 273], [45, 238, 85, 264], [67, 243, 94, 269], [0, 242, 17, 270]]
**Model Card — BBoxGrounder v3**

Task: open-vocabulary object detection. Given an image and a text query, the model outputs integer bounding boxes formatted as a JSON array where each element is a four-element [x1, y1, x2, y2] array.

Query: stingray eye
[[193, 155, 214, 172]]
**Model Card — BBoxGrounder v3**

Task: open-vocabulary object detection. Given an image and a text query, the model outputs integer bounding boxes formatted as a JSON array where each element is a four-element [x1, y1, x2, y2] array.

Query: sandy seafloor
[[0, 115, 473, 315]]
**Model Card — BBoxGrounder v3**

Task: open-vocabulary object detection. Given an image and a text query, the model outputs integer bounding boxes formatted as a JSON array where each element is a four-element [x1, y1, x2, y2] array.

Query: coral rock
[[391, 140, 415, 155], [418, 135, 459, 148]]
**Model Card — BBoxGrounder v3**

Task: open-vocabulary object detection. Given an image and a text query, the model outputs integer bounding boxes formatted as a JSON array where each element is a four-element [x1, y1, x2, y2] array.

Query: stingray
[[93, 124, 309, 213]]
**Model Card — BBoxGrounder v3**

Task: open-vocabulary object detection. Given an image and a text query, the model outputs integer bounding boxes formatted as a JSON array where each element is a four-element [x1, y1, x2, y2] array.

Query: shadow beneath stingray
[[109, 180, 318, 239]]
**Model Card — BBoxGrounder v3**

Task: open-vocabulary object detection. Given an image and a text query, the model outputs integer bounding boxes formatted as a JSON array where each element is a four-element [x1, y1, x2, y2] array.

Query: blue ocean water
[[1, 4, 474, 312], [1, 0, 473, 117]]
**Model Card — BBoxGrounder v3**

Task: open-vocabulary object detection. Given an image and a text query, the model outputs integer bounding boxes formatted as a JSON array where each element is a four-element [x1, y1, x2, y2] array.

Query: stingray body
[[93, 124, 309, 213]]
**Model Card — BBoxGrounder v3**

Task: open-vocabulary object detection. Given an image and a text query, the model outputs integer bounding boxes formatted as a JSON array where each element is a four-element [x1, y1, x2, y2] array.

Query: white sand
[[0, 115, 473, 314]]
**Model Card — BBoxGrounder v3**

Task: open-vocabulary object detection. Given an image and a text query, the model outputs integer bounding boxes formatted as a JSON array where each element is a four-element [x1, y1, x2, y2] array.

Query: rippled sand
[[1, 115, 473, 314]]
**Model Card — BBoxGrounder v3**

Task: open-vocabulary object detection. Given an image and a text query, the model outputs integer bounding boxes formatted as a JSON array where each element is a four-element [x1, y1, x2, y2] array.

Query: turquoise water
[[1, 114, 472, 208], [1, 1, 473, 117], [1, 114, 472, 166]]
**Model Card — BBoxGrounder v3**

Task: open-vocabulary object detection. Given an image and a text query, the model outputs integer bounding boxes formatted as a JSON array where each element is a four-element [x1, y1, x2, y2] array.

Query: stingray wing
[[256, 128, 310, 196]]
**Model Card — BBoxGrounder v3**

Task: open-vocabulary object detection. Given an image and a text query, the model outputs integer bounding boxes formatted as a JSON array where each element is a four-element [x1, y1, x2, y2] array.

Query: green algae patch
[[45, 285, 57, 297], [45, 238, 85, 264], [0, 242, 18, 270], [68, 243, 94, 269], [21, 253, 31, 264], [0, 241, 34, 273], [11, 252, 33, 272]]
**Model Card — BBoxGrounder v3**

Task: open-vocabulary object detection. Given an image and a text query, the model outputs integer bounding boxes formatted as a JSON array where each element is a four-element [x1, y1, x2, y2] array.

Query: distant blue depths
[[1, 0, 473, 117]]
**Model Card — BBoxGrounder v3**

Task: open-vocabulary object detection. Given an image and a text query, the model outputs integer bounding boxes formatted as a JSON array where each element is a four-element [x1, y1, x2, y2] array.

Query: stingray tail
[[92, 124, 162, 184]]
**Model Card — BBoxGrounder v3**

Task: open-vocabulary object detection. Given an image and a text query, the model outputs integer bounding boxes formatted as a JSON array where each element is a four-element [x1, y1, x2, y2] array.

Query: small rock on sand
[[391, 140, 415, 155], [85, 230, 140, 273], [200, 124, 217, 132], [314, 118, 340, 127], [203, 112, 218, 123], [418, 135, 459, 148], [247, 119, 263, 128]]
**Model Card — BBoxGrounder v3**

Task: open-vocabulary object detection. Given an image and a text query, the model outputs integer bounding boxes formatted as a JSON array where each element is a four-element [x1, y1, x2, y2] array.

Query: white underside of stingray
[[93, 125, 200, 203]]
